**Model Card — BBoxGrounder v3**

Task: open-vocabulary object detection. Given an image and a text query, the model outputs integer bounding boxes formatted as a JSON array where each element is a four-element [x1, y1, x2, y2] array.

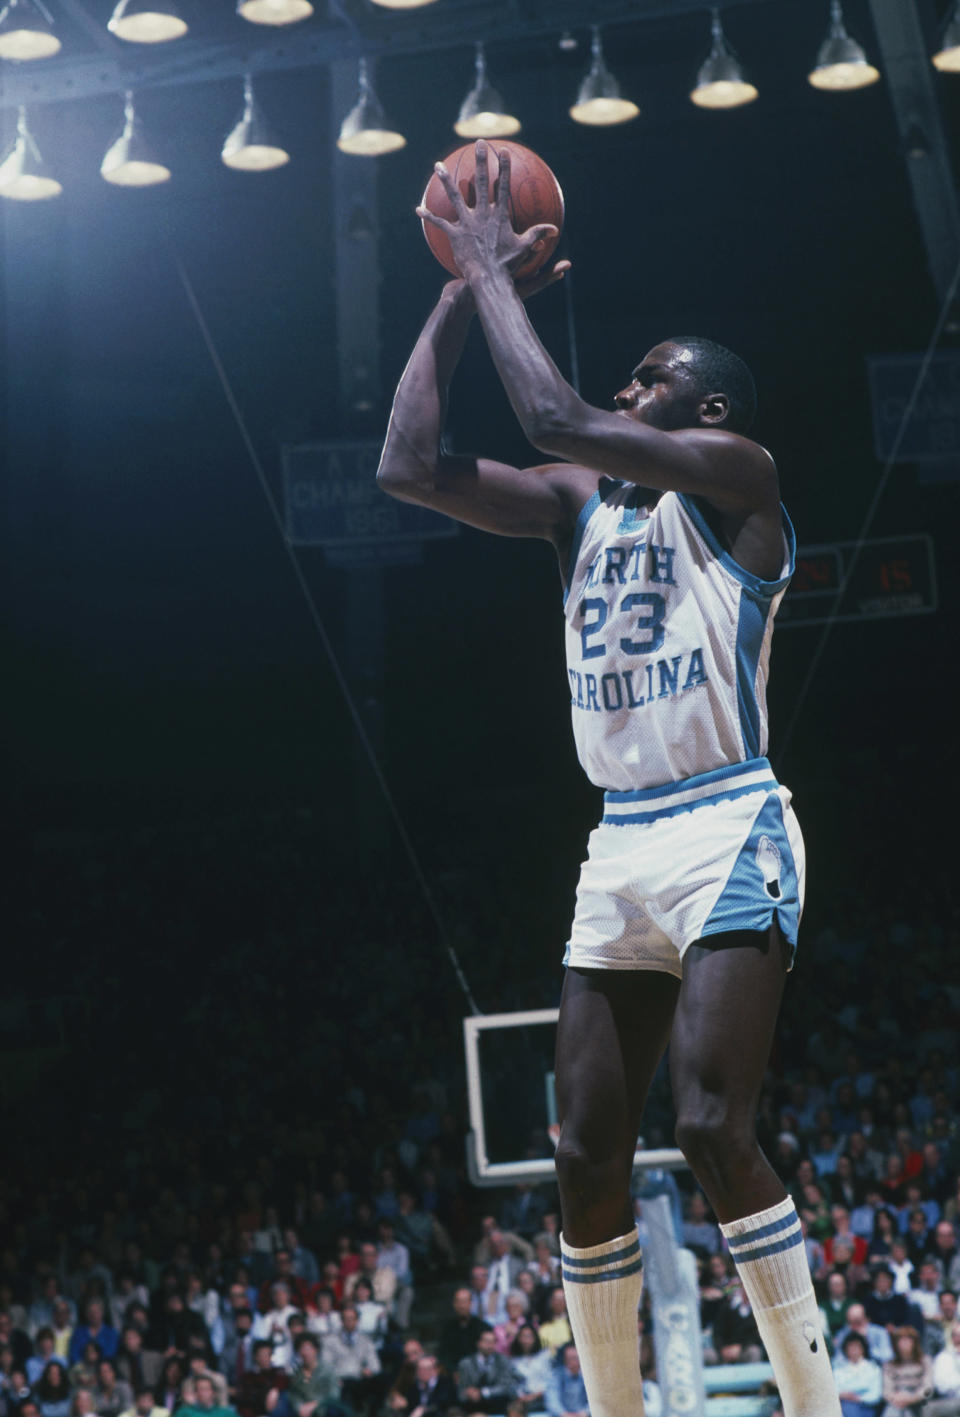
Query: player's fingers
[[474, 139, 489, 208], [519, 223, 559, 250], [416, 205, 451, 231], [496, 145, 511, 214], [433, 162, 465, 215]]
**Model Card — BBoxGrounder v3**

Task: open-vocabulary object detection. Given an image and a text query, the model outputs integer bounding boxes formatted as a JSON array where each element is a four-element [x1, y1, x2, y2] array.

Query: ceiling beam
[[866, 0, 960, 304], [0, 0, 778, 110]]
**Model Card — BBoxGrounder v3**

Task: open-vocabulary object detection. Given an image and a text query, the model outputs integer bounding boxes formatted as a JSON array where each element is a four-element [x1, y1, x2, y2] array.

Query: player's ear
[[700, 392, 729, 426]]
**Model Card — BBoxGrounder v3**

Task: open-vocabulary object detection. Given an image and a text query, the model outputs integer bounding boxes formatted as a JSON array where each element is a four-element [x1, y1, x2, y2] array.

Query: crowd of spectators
[[3, 791, 959, 1417]]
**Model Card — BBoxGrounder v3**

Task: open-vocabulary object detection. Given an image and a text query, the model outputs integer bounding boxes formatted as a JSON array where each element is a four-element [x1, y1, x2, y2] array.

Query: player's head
[[616, 337, 756, 434]]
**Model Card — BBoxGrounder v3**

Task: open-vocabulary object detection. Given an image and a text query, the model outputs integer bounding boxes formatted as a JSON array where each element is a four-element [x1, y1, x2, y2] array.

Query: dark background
[[3, 0, 959, 1034]]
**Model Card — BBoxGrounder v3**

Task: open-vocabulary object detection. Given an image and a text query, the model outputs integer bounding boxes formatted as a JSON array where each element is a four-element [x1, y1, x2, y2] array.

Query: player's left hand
[[416, 139, 559, 284]]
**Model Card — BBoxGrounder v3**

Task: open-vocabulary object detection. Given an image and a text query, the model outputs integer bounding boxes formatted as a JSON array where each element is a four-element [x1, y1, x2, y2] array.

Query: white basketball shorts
[[564, 757, 805, 978]]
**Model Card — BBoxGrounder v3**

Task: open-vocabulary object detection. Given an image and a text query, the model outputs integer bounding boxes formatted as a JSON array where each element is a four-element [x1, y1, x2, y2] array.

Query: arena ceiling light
[[0, 0, 60, 61], [222, 76, 290, 171], [932, 1, 960, 72], [0, 106, 61, 200], [101, 91, 171, 186], [569, 26, 640, 126], [107, 0, 187, 43], [808, 0, 880, 91], [236, 0, 313, 24], [690, 8, 758, 109], [454, 43, 521, 139], [337, 59, 406, 156]]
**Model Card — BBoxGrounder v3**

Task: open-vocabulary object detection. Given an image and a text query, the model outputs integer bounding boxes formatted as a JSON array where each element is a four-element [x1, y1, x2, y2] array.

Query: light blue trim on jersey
[[563, 490, 602, 607], [602, 780, 777, 826], [735, 592, 768, 759], [676, 493, 797, 597], [604, 756, 773, 803], [700, 790, 801, 952]]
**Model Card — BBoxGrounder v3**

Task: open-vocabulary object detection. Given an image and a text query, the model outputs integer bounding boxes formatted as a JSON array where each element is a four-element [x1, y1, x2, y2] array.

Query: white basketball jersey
[[563, 482, 796, 791]]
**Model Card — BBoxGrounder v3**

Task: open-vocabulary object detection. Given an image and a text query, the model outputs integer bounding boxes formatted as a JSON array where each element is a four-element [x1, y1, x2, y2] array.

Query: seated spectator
[[33, 1362, 71, 1417], [870, 1211, 901, 1269], [798, 1182, 833, 1242], [29, 1283, 70, 1341], [285, 1336, 339, 1417], [508, 1326, 552, 1412], [852, 1191, 887, 1244], [909, 1262, 944, 1324], [903, 1212, 932, 1272], [456, 1330, 518, 1415], [305, 1296, 340, 1347], [827, 1155, 861, 1214], [395, 1193, 453, 1280], [177, 1373, 236, 1417], [887, 1241, 914, 1297], [219, 1313, 255, 1401], [812, 1130, 844, 1180], [350, 1280, 387, 1350], [928, 1323, 960, 1416], [480, 1287, 520, 1364], [437, 1289, 491, 1379], [474, 1221, 531, 1271], [924, 1293, 958, 1359], [156, 1358, 185, 1415], [383, 1339, 426, 1414], [256, 1261, 310, 1323], [483, 1238, 527, 1328], [69, 1342, 103, 1396], [375, 1228, 413, 1330], [864, 1268, 917, 1333], [185, 1279, 224, 1359], [234, 1341, 285, 1417], [51, 1304, 74, 1364], [880, 1327, 931, 1417], [825, 1208, 869, 1271], [342, 1247, 397, 1315], [151, 1295, 208, 1361], [821, 1272, 852, 1340], [545, 1344, 587, 1417], [709, 1279, 763, 1366], [94, 1359, 134, 1417], [523, 1244, 559, 1300], [110, 1281, 151, 1339], [69, 1302, 118, 1367], [118, 1388, 171, 1417], [832, 1332, 883, 1417], [27, 1335, 65, 1388], [321, 1306, 381, 1417], [932, 1223, 960, 1292], [282, 1232, 319, 1291], [253, 1289, 298, 1371], [537, 1293, 572, 1360], [897, 1185, 940, 1239], [404, 1355, 456, 1417], [680, 1193, 719, 1261], [836, 1306, 894, 1366]]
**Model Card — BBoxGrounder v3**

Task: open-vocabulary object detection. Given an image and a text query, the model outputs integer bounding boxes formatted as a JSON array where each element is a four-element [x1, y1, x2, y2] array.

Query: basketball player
[[378, 140, 838, 1417]]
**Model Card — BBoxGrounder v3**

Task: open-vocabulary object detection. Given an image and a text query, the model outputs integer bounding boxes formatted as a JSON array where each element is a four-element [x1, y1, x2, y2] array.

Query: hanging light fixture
[[236, 0, 313, 24], [932, 1, 960, 72], [0, 0, 60, 60], [0, 106, 61, 200], [101, 91, 171, 186], [808, 0, 880, 91], [690, 8, 758, 109], [569, 27, 639, 126], [369, 0, 437, 14], [107, 0, 187, 43], [222, 76, 290, 171], [454, 43, 521, 138], [337, 59, 406, 156]]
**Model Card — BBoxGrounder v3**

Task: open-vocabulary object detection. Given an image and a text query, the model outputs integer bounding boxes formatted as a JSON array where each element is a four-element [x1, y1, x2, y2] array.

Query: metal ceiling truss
[[0, 0, 780, 110]]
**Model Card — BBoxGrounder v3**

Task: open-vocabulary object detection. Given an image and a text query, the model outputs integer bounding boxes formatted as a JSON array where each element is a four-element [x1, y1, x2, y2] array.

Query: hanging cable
[[171, 247, 483, 1016], [775, 251, 960, 773]]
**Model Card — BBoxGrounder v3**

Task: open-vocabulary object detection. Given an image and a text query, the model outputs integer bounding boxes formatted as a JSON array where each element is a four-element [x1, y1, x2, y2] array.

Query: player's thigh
[[669, 925, 789, 1119], [555, 966, 679, 1151]]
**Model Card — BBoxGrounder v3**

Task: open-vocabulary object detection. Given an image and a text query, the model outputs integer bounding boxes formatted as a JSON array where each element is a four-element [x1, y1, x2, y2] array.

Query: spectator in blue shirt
[[69, 1301, 119, 1366], [545, 1346, 589, 1417]]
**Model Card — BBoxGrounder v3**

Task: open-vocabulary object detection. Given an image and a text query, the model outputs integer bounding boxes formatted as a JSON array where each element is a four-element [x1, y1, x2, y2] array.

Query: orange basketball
[[420, 140, 564, 281]]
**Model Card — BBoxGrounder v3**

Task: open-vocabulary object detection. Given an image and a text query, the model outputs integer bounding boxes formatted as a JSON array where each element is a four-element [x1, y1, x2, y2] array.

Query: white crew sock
[[560, 1230, 646, 1417], [721, 1197, 841, 1417]]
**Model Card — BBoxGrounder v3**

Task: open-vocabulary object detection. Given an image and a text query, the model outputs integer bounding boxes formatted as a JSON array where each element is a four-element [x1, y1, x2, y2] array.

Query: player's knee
[[554, 1133, 623, 1205], [674, 1108, 753, 1175]]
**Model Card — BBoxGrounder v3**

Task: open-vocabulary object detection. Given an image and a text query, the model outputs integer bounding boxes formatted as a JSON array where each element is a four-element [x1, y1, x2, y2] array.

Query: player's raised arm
[[419, 142, 778, 521], [376, 274, 594, 546]]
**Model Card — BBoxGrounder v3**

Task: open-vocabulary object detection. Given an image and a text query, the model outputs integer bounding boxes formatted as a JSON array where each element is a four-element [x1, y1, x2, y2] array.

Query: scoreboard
[[779, 534, 937, 627]]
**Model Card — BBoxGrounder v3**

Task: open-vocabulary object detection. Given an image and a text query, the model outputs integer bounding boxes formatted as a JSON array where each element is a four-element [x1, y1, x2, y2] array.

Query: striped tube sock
[[721, 1198, 841, 1417], [560, 1230, 646, 1417]]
